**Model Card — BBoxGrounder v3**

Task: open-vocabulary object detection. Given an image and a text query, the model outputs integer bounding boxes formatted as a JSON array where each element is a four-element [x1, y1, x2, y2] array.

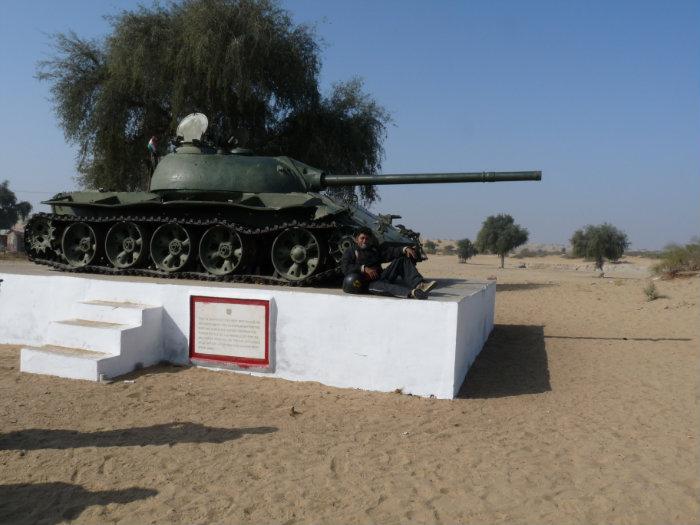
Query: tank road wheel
[[329, 230, 355, 263], [61, 222, 98, 267], [105, 221, 147, 269], [199, 225, 245, 276], [26, 217, 56, 256], [271, 227, 323, 282], [150, 223, 192, 272]]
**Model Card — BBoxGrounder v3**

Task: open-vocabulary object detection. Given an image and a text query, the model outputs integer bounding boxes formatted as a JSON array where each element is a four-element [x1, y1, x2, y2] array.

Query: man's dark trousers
[[367, 256, 423, 297]]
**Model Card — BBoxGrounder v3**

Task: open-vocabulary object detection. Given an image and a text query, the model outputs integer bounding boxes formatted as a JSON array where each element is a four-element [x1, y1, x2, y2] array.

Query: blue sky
[[0, 0, 697, 249]]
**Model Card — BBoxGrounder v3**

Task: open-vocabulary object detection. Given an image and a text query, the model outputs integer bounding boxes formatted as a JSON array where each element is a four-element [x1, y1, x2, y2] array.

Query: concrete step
[[20, 344, 135, 382], [44, 319, 137, 354], [20, 345, 110, 381], [20, 295, 164, 382], [72, 300, 158, 325]]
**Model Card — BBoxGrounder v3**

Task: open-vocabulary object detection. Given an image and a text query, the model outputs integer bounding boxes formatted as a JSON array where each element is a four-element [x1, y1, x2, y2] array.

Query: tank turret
[[25, 113, 542, 285]]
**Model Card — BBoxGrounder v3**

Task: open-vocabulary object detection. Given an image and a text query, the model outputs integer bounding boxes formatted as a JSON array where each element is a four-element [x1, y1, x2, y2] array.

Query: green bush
[[456, 238, 477, 262], [652, 242, 700, 277]]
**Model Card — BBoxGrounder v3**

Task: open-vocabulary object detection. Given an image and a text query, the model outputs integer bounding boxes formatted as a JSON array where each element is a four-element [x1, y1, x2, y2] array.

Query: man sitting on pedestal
[[341, 227, 436, 299]]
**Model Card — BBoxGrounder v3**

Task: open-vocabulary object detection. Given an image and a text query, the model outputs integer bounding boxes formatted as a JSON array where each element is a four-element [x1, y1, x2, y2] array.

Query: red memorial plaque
[[189, 295, 270, 368]]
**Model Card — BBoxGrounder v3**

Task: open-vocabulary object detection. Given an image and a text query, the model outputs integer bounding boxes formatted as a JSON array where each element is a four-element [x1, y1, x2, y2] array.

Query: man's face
[[355, 233, 371, 248]]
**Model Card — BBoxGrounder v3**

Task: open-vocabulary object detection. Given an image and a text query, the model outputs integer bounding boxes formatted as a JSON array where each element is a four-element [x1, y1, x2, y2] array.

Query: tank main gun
[[320, 171, 541, 188]]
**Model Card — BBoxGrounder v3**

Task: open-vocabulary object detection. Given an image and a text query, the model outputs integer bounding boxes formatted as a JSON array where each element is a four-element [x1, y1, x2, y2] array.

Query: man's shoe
[[410, 287, 428, 300], [418, 280, 437, 293]]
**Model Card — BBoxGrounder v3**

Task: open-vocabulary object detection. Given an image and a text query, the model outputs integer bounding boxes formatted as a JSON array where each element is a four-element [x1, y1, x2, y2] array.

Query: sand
[[0, 254, 698, 524]]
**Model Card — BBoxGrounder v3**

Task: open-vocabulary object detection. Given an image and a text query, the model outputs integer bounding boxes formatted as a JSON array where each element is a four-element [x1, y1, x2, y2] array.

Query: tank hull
[[24, 191, 419, 285]]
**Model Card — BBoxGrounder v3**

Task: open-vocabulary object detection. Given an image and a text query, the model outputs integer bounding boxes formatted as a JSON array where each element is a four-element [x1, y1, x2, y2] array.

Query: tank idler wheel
[[26, 217, 56, 256], [105, 221, 147, 269], [61, 221, 99, 267], [271, 227, 323, 282], [150, 223, 192, 272], [199, 225, 245, 275]]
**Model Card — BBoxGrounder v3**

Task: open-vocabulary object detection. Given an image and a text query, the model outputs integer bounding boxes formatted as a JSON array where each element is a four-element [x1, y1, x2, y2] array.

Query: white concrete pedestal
[[0, 271, 494, 398]]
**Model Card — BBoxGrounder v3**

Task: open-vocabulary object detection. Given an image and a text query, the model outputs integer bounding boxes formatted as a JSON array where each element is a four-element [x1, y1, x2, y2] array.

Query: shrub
[[442, 244, 455, 255], [652, 242, 700, 277], [643, 282, 659, 301], [423, 240, 437, 254], [456, 238, 477, 262]]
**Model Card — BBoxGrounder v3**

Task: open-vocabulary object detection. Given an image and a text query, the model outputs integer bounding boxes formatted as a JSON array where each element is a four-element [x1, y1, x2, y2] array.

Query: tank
[[24, 113, 541, 285]]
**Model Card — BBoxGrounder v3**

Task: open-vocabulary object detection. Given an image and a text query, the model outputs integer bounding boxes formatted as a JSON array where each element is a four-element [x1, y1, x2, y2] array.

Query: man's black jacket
[[341, 243, 405, 275]]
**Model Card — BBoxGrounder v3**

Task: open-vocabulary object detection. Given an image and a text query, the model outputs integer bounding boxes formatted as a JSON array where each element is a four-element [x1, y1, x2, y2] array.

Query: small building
[[0, 223, 25, 254]]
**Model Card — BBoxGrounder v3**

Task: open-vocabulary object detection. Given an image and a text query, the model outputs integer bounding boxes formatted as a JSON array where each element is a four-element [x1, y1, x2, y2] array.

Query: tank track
[[25, 212, 342, 287]]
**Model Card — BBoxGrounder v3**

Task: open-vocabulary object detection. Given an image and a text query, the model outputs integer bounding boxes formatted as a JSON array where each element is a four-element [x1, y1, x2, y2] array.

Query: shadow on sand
[[0, 482, 157, 525], [458, 324, 550, 398], [116, 362, 191, 380], [0, 422, 277, 451]]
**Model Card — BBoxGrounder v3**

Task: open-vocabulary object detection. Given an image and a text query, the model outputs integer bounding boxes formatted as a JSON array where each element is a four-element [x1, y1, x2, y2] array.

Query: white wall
[[0, 273, 495, 398]]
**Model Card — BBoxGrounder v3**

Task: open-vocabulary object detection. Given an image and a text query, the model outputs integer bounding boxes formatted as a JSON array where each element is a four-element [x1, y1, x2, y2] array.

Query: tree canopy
[[570, 223, 629, 270], [0, 181, 32, 230], [37, 0, 389, 203], [475, 214, 528, 268], [456, 238, 477, 263]]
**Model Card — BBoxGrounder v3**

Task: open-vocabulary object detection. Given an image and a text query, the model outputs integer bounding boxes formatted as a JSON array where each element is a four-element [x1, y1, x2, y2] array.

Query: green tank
[[24, 113, 541, 285]]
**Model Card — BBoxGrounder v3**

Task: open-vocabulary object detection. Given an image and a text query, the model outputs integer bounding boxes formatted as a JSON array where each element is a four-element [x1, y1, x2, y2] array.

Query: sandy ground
[[0, 254, 698, 524]]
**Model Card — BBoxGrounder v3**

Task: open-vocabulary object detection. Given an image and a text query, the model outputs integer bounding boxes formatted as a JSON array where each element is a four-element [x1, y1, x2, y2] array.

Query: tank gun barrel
[[321, 171, 541, 187]]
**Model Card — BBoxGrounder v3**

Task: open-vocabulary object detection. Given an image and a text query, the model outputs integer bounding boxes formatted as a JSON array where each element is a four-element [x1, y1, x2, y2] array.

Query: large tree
[[0, 181, 32, 229], [475, 214, 529, 268], [570, 223, 629, 270], [37, 0, 389, 203]]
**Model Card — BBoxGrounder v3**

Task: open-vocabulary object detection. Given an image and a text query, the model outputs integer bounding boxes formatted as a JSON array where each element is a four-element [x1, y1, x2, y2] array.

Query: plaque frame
[[189, 295, 270, 368]]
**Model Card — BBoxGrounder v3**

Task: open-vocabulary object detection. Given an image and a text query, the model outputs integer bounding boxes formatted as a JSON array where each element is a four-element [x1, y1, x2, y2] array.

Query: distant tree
[[442, 244, 455, 255], [475, 214, 528, 268], [423, 240, 437, 254], [0, 181, 32, 229], [456, 238, 477, 263], [570, 223, 629, 270], [37, 0, 389, 203]]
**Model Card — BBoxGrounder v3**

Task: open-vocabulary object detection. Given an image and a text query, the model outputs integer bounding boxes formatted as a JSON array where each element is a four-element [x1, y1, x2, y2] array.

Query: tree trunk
[[500, 254, 505, 268]]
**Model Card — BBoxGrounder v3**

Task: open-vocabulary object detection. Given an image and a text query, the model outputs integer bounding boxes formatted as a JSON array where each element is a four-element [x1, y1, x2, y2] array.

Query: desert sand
[[0, 254, 698, 524]]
